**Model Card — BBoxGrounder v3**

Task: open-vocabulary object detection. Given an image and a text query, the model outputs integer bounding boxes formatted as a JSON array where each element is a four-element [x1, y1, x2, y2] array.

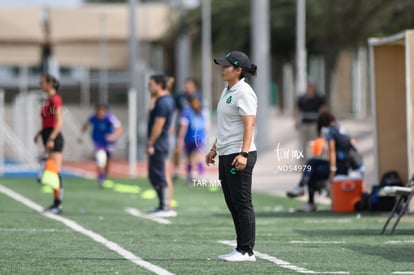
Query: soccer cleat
[[219, 250, 256, 262], [296, 203, 317, 212], [286, 186, 305, 198], [45, 204, 63, 214], [147, 208, 177, 218]]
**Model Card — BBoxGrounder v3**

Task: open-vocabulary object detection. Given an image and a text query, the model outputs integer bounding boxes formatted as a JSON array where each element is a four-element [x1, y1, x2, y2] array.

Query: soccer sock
[[197, 162, 204, 175], [53, 189, 60, 206], [186, 163, 192, 175], [58, 174, 64, 201], [53, 174, 64, 206], [98, 172, 106, 183]]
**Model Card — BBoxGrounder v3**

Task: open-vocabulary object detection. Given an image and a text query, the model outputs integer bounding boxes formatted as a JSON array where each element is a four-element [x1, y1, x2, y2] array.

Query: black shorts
[[41, 128, 64, 153]]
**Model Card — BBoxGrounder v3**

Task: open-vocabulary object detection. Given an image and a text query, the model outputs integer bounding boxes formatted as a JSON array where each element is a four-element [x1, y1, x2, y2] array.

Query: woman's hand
[[146, 145, 154, 156], [105, 133, 117, 142], [46, 139, 54, 150], [232, 154, 247, 171], [34, 132, 40, 144], [205, 149, 217, 166]]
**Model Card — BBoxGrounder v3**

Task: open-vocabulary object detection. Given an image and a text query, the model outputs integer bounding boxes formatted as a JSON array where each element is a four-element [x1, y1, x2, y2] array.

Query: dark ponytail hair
[[42, 73, 60, 91], [240, 64, 258, 79], [150, 74, 167, 90], [248, 64, 257, 76]]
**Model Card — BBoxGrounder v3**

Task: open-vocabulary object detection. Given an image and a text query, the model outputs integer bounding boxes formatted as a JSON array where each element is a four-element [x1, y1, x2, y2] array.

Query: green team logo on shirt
[[230, 167, 236, 175], [226, 96, 232, 104]]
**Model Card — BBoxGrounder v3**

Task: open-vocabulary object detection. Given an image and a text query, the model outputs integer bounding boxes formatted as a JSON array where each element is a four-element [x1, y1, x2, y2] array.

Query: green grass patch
[[1, 177, 414, 274]]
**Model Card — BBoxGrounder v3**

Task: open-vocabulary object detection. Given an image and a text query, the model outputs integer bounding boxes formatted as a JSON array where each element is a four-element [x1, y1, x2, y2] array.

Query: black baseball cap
[[214, 51, 252, 71]]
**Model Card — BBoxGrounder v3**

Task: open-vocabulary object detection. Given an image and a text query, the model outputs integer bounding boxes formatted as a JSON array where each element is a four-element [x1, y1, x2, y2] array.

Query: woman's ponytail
[[52, 77, 60, 91], [248, 64, 257, 76]]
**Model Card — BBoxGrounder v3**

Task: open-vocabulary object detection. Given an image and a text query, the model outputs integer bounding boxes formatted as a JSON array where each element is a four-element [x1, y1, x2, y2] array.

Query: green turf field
[[1, 177, 414, 275]]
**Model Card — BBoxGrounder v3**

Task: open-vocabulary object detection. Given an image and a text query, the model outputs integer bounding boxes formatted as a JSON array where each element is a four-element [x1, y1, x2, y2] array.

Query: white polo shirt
[[216, 78, 257, 156]]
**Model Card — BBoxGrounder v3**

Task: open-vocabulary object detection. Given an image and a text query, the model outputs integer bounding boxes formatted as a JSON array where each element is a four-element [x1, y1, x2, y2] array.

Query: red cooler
[[331, 175, 364, 213]]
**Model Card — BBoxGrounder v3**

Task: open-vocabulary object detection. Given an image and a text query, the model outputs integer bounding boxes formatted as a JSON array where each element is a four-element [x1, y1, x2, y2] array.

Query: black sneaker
[[44, 199, 63, 214], [45, 204, 63, 214], [286, 186, 305, 198]]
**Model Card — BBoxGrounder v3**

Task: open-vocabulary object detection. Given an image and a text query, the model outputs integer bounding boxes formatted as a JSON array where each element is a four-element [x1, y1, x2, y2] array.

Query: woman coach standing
[[34, 74, 64, 214], [206, 51, 258, 262]]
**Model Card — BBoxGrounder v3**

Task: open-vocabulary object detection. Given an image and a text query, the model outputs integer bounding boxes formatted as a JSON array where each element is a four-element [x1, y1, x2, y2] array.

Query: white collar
[[226, 78, 246, 92]]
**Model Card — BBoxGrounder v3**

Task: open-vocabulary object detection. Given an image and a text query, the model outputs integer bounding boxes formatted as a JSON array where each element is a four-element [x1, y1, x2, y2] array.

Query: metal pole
[[128, 0, 138, 176], [26, 93, 36, 160], [0, 90, 4, 176], [80, 67, 90, 107], [296, 0, 307, 96], [174, 0, 191, 92], [128, 88, 137, 176], [19, 65, 29, 153], [283, 63, 295, 116], [175, 34, 191, 92], [201, 0, 212, 111], [99, 13, 109, 104], [251, 0, 271, 151]]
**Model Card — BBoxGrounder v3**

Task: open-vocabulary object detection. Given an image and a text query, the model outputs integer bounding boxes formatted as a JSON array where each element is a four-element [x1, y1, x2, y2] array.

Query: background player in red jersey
[[34, 74, 64, 214]]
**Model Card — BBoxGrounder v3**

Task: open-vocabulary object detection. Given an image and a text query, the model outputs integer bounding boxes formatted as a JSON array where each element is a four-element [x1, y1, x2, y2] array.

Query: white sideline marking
[[393, 272, 414, 274], [0, 227, 69, 233], [290, 241, 345, 245], [218, 240, 350, 274], [0, 184, 174, 275], [386, 240, 414, 244], [125, 208, 171, 225]]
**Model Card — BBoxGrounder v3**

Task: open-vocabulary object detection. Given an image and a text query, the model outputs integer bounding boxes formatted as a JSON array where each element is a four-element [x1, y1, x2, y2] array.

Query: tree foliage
[[87, 0, 414, 96], [178, 0, 414, 60], [174, 0, 414, 97]]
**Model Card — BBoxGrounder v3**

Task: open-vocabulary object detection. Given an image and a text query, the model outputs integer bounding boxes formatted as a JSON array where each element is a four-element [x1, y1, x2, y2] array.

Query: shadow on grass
[[213, 209, 392, 221], [295, 228, 414, 236], [255, 209, 356, 218], [254, 210, 389, 219], [345, 244, 414, 263]]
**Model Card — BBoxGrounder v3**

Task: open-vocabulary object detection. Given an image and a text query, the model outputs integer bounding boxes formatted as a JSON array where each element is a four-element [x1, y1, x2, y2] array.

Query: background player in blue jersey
[[175, 96, 206, 184], [172, 78, 203, 180], [79, 104, 123, 187]]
